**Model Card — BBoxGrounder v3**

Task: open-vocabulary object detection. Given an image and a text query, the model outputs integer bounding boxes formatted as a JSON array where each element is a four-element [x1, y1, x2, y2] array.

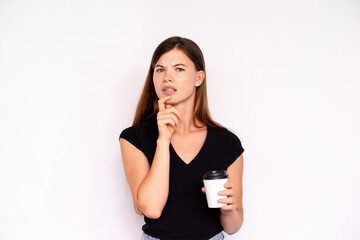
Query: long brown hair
[[132, 36, 225, 129]]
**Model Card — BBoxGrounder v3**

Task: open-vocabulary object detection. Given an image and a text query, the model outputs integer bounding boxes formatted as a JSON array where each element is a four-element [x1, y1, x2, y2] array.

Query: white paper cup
[[203, 170, 228, 208]]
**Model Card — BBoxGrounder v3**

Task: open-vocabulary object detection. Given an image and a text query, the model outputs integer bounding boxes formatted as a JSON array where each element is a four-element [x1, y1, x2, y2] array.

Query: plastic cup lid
[[202, 170, 228, 180]]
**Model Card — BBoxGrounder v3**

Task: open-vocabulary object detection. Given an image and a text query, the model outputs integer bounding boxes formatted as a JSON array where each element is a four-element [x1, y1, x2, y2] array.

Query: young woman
[[119, 36, 244, 240]]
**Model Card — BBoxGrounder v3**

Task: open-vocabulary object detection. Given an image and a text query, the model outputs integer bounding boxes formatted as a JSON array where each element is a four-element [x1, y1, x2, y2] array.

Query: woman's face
[[153, 48, 204, 105]]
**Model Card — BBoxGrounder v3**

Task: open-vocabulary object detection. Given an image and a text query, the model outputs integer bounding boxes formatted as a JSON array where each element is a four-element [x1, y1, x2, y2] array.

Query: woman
[[119, 36, 244, 240]]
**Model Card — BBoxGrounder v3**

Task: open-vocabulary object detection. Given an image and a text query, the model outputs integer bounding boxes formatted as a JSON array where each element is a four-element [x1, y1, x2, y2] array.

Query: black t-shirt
[[120, 118, 244, 240]]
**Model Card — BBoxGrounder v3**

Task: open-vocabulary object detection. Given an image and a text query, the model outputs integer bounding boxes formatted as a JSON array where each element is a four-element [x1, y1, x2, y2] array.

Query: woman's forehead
[[156, 49, 194, 66]]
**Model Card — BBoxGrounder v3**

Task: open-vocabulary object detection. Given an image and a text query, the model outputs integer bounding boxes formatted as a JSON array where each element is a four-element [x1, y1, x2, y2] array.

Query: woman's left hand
[[218, 181, 236, 215]]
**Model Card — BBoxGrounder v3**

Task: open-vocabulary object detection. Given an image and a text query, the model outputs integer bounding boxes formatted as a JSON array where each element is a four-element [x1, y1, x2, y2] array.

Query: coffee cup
[[202, 170, 228, 208]]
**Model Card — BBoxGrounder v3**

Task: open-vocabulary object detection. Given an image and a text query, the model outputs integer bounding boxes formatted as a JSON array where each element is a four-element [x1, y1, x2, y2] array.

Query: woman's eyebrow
[[155, 63, 187, 68], [173, 63, 187, 67]]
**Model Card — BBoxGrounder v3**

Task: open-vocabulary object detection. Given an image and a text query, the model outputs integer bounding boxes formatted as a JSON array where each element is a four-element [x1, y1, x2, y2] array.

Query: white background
[[1, 0, 359, 239]]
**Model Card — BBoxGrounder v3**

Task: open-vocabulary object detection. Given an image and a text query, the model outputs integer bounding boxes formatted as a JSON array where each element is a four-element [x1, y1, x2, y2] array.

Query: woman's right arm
[[120, 95, 180, 219]]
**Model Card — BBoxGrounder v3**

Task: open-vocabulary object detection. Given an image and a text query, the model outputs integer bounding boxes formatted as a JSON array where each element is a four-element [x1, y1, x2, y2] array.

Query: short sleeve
[[119, 127, 142, 151], [228, 131, 244, 166]]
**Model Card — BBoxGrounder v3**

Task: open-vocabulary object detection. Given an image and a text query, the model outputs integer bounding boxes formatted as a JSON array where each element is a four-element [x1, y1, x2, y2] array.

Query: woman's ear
[[195, 70, 205, 87]]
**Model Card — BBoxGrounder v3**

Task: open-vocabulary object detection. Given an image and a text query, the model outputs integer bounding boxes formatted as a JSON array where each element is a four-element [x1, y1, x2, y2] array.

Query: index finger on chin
[[158, 95, 171, 111]]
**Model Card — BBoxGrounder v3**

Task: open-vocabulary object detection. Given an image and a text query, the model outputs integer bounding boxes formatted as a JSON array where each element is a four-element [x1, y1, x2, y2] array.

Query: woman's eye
[[176, 68, 185, 72], [156, 68, 164, 73]]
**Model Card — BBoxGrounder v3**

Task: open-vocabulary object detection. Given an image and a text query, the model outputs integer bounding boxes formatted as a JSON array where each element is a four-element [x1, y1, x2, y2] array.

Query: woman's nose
[[163, 71, 173, 82]]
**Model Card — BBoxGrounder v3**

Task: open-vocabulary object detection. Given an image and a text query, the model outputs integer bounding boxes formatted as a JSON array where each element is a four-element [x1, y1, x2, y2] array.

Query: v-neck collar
[[170, 125, 209, 166]]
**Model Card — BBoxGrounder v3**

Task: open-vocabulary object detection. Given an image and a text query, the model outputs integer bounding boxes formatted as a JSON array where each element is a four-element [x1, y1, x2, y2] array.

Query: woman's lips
[[163, 87, 176, 96], [164, 89, 176, 95]]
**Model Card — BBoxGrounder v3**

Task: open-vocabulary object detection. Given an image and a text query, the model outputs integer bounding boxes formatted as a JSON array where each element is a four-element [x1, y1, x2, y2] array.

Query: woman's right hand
[[157, 95, 181, 141]]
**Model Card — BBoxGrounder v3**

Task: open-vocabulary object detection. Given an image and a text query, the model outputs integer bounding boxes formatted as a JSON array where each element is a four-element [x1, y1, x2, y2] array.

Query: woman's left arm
[[219, 154, 244, 235]]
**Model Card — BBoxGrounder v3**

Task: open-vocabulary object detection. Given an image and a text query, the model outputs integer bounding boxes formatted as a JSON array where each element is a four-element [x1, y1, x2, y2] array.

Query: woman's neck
[[172, 102, 204, 136]]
